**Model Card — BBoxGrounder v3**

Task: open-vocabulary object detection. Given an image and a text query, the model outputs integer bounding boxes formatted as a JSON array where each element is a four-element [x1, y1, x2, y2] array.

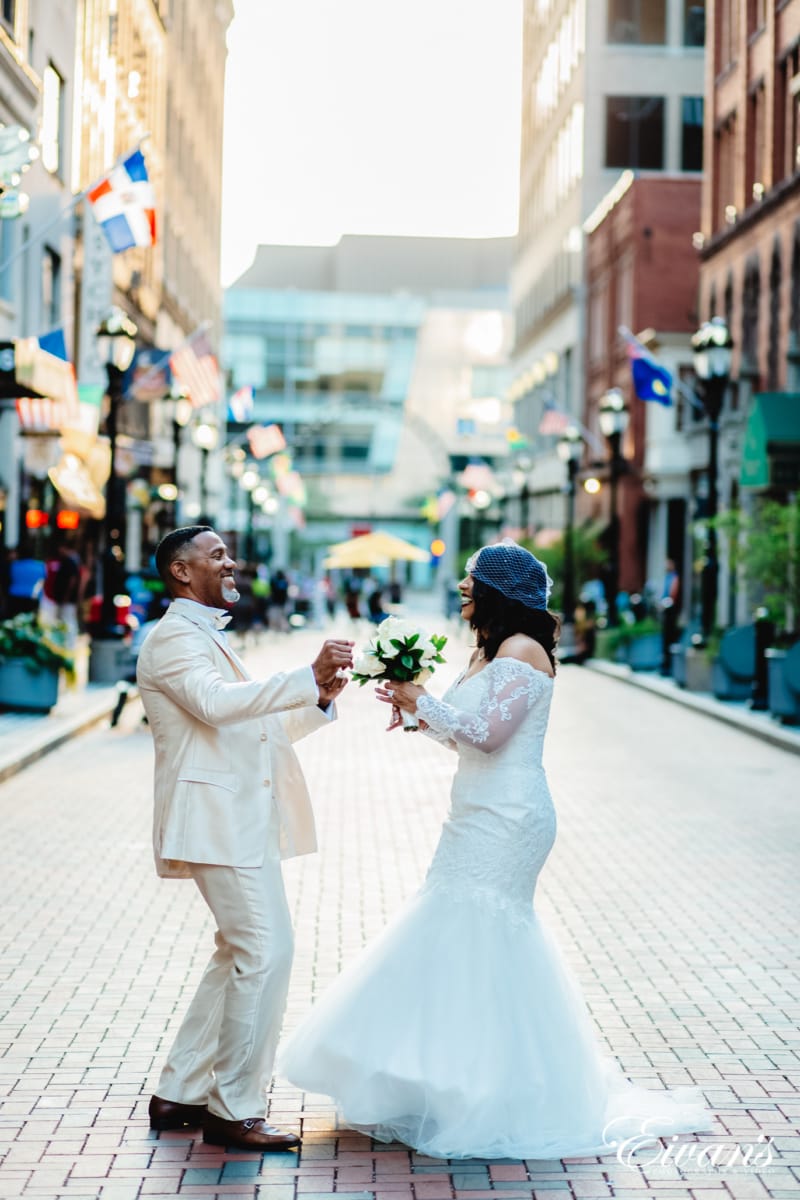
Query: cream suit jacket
[[136, 603, 332, 878]]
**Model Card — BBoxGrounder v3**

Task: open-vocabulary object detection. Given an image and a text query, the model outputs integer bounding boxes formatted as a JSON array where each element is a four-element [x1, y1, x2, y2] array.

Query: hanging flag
[[86, 148, 156, 253], [538, 398, 572, 436], [228, 385, 254, 423], [627, 344, 673, 405], [506, 427, 530, 450], [247, 422, 286, 459], [130, 345, 171, 402], [170, 328, 222, 409]]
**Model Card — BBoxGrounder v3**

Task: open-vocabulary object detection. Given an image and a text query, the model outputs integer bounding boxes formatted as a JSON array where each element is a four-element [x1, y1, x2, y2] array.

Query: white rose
[[378, 617, 426, 645], [353, 652, 385, 678]]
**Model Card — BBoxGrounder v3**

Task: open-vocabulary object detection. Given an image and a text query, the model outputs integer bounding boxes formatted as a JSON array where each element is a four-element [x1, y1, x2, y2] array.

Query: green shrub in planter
[[0, 614, 76, 711]]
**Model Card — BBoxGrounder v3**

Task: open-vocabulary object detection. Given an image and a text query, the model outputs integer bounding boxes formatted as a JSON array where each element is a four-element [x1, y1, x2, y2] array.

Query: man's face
[[171, 531, 240, 608]]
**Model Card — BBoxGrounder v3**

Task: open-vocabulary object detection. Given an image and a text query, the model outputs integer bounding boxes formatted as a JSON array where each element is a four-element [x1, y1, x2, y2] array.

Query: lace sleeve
[[415, 657, 551, 753], [420, 722, 457, 751]]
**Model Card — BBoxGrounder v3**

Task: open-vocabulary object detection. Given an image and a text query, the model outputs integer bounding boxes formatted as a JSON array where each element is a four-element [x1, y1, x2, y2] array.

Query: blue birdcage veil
[[465, 539, 553, 611]]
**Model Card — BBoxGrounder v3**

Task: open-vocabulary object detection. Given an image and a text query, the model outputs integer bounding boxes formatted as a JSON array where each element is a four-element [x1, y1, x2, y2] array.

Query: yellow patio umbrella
[[323, 530, 430, 570]]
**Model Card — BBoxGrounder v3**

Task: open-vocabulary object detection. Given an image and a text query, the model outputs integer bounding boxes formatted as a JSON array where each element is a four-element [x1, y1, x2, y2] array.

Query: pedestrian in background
[[659, 557, 681, 675]]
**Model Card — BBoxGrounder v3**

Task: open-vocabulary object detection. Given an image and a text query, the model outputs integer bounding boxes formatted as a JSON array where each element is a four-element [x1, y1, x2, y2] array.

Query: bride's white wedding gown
[[278, 657, 713, 1160]]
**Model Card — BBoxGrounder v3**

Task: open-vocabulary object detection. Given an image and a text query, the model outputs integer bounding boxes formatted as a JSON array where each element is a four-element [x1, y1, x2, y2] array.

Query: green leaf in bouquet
[[401, 654, 415, 670], [406, 633, 419, 648]]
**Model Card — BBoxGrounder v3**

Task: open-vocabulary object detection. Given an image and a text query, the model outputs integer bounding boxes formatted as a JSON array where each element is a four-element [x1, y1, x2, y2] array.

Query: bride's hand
[[375, 681, 427, 714]]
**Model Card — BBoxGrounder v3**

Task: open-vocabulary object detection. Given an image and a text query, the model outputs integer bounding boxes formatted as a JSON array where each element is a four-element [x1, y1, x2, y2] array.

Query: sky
[[220, 0, 523, 286]]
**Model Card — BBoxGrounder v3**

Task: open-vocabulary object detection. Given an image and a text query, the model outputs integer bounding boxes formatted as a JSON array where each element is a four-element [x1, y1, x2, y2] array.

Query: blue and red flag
[[87, 148, 156, 253]]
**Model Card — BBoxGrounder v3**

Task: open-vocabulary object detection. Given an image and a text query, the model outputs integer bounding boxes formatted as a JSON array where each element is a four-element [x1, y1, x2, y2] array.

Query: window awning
[[740, 392, 800, 489]]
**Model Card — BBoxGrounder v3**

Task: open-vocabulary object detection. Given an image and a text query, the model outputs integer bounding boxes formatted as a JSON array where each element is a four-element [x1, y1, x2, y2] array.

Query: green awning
[[740, 392, 800, 488]]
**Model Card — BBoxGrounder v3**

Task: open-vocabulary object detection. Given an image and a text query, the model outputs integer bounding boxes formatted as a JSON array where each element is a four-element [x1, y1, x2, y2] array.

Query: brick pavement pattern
[[1, 623, 798, 1200]]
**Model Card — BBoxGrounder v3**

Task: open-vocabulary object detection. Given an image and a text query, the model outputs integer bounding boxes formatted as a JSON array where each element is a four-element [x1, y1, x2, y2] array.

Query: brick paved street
[[1, 623, 798, 1200]]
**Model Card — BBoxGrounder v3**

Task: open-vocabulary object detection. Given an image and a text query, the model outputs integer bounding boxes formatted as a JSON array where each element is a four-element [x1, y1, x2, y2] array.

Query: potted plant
[[603, 616, 663, 671], [0, 613, 76, 713], [715, 498, 800, 720]]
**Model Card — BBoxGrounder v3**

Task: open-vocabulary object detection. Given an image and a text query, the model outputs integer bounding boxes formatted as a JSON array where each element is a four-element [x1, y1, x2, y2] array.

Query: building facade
[[223, 236, 514, 580], [698, 0, 800, 552], [511, 0, 705, 538], [584, 172, 702, 598], [0, 0, 78, 551]]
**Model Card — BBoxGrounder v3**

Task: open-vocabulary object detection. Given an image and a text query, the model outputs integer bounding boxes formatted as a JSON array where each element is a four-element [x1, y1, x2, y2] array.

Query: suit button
[[263, 778, 271, 787], [260, 733, 267, 741]]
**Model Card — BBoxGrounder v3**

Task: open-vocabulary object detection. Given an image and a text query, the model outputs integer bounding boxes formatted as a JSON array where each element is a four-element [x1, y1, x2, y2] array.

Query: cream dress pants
[[157, 806, 294, 1120]]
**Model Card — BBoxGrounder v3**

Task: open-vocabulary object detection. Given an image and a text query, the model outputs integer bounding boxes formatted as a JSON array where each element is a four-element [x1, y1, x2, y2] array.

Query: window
[[684, 2, 705, 46], [1, 1, 15, 32], [782, 47, 800, 179], [719, 0, 739, 72], [713, 115, 737, 229], [41, 64, 64, 176], [41, 246, 61, 328], [606, 96, 665, 169], [768, 240, 782, 391], [747, 83, 767, 203], [747, 0, 766, 35], [741, 257, 761, 377], [682, 97, 704, 170], [607, 0, 665, 44]]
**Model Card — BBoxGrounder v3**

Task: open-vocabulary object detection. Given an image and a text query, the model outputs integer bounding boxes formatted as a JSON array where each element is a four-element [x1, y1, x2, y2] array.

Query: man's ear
[[170, 557, 191, 586]]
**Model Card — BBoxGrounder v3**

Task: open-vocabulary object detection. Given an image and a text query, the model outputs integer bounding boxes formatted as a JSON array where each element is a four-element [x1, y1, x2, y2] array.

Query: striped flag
[[170, 329, 222, 409], [538, 398, 572, 436], [247, 422, 286, 459], [228, 385, 254, 423], [87, 148, 156, 253]]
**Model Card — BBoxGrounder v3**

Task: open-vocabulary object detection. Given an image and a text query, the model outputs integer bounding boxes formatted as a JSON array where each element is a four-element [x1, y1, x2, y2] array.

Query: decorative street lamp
[[598, 387, 629, 627], [170, 385, 192, 525], [691, 316, 734, 639], [191, 416, 220, 522], [556, 424, 583, 626], [96, 307, 137, 641]]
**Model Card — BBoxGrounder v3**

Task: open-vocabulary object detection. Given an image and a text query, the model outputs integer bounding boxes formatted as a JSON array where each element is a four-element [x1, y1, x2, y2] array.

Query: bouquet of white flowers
[[351, 616, 447, 731]]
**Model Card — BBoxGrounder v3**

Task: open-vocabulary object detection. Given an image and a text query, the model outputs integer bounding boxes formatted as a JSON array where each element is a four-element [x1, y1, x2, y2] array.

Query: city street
[[1, 626, 799, 1200]]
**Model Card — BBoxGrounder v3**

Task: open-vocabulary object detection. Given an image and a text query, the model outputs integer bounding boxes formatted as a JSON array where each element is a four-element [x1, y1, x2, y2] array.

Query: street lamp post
[[170, 388, 192, 525], [598, 388, 630, 627], [96, 307, 138, 638], [192, 417, 220, 523], [556, 425, 583, 625], [691, 316, 734, 640]]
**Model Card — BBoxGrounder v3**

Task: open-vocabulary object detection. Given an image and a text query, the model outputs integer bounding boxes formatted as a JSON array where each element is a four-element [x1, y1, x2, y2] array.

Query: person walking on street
[[659, 557, 681, 675], [136, 526, 353, 1152]]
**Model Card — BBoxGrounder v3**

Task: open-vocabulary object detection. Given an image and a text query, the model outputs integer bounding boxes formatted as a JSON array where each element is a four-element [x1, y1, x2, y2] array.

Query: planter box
[[0, 660, 60, 712], [684, 646, 714, 693], [625, 633, 662, 672], [766, 645, 800, 724]]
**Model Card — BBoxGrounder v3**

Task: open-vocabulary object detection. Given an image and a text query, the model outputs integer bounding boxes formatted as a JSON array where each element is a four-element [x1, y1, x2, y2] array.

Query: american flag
[[538, 398, 572, 436], [247, 422, 286, 459], [16, 396, 72, 432], [170, 328, 222, 409]]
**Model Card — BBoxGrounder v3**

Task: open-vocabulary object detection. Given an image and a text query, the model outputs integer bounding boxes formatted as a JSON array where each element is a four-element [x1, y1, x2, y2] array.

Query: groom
[[136, 527, 353, 1150]]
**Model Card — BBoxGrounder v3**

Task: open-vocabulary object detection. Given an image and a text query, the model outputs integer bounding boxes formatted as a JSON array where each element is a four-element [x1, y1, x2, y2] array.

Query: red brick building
[[584, 173, 702, 595], [699, 0, 800, 494]]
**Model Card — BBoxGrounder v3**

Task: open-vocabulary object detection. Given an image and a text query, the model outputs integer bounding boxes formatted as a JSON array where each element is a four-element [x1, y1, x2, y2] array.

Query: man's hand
[[312, 639, 355, 691], [317, 671, 348, 707]]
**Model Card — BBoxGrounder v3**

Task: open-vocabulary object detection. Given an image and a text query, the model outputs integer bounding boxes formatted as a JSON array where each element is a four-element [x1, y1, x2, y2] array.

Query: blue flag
[[630, 355, 673, 405]]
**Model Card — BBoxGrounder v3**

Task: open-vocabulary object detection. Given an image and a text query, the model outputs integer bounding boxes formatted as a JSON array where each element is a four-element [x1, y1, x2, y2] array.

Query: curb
[[0, 687, 138, 784], [583, 659, 800, 756]]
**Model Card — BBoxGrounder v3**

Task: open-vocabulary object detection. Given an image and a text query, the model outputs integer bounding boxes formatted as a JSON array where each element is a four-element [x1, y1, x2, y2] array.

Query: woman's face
[[458, 573, 475, 623]]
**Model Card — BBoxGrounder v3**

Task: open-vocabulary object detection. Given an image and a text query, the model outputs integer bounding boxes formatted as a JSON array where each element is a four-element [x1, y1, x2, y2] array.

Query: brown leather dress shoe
[[202, 1110, 301, 1151], [149, 1094, 208, 1131]]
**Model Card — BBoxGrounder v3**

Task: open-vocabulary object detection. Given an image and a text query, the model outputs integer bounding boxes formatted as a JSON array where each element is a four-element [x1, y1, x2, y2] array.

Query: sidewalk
[[583, 658, 800, 757]]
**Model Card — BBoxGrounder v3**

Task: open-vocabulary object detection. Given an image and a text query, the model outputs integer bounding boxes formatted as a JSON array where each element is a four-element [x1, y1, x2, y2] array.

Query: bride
[[278, 541, 713, 1160]]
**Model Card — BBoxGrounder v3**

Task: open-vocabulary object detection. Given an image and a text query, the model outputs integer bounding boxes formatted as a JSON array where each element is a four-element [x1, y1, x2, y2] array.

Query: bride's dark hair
[[469, 578, 560, 672]]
